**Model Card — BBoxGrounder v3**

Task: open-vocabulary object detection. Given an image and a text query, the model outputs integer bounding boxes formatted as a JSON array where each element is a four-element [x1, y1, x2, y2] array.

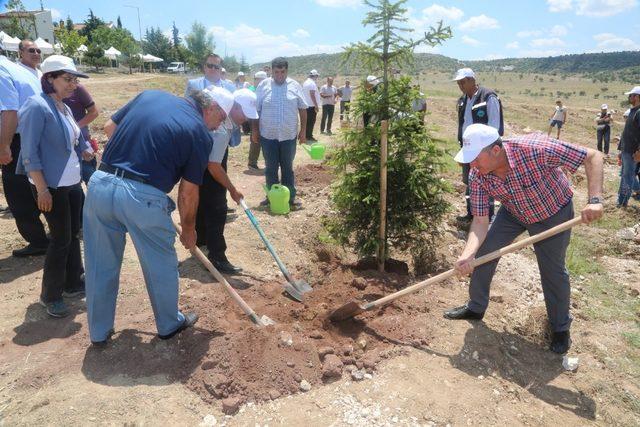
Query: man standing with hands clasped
[[444, 124, 604, 354]]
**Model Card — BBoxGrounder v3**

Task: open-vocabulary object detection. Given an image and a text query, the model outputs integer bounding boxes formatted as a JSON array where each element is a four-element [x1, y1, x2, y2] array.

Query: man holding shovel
[[444, 124, 604, 354]]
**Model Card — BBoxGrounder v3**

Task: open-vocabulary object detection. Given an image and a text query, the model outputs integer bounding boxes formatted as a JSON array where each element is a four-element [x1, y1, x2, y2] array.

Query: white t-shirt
[[339, 86, 352, 101], [320, 84, 337, 105], [302, 77, 320, 107], [552, 106, 566, 122], [57, 110, 82, 187]]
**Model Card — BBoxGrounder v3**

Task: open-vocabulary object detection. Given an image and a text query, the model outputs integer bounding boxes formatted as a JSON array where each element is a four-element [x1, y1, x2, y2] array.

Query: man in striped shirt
[[445, 124, 604, 354]]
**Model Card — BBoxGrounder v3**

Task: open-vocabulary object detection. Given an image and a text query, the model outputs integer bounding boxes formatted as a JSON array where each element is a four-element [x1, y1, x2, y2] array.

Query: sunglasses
[[25, 48, 42, 54], [205, 63, 221, 69]]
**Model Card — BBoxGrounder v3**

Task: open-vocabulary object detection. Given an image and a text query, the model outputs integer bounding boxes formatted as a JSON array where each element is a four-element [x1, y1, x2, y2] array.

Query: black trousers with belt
[[305, 106, 317, 139], [1, 135, 48, 247], [195, 148, 229, 262]]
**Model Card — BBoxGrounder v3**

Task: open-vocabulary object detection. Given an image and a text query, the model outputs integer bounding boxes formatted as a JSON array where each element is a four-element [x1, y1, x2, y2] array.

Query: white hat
[[237, 71, 245, 77], [254, 71, 268, 79], [624, 86, 640, 96], [452, 68, 475, 81], [202, 86, 234, 116], [233, 88, 259, 120], [454, 124, 500, 164], [366, 75, 379, 85], [41, 55, 88, 78], [601, 104, 608, 110], [309, 69, 319, 77]]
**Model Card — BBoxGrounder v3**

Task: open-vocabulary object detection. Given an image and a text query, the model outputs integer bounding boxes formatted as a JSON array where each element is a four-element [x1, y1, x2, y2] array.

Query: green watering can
[[302, 143, 326, 160], [264, 184, 290, 215]]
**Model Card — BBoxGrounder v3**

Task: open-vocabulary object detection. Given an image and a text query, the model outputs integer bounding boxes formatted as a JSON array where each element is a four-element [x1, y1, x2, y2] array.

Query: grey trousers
[[467, 202, 574, 332], [248, 141, 261, 167]]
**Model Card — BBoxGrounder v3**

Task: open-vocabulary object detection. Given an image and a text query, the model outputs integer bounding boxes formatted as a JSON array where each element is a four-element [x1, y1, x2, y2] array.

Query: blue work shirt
[[184, 76, 235, 97], [0, 55, 42, 112], [102, 90, 213, 193]]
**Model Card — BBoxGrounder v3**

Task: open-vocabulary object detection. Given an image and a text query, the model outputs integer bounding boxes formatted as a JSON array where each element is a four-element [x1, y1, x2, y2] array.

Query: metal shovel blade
[[293, 279, 313, 293], [283, 282, 305, 302], [328, 300, 367, 322]]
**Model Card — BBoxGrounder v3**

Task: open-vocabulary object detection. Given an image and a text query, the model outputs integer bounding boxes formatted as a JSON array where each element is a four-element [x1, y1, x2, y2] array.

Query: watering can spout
[[302, 145, 311, 154], [302, 142, 326, 160], [263, 184, 269, 195]]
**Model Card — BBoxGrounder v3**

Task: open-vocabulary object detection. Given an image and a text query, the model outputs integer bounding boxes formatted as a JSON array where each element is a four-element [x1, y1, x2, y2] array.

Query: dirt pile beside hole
[[295, 164, 333, 189], [181, 256, 439, 408]]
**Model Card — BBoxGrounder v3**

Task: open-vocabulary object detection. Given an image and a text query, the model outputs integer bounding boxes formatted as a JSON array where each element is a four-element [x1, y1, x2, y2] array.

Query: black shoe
[[211, 258, 243, 274], [259, 199, 270, 207], [327, 131, 333, 135], [12, 244, 47, 258], [456, 214, 473, 223], [247, 164, 262, 172], [550, 331, 571, 354], [91, 328, 115, 347], [63, 286, 85, 298], [290, 200, 302, 211], [39, 298, 70, 318], [443, 304, 484, 320], [158, 312, 198, 340]]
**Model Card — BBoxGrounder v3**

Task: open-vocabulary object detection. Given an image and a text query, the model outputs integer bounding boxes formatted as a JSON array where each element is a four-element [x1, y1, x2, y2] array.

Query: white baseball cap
[[202, 86, 234, 116], [452, 67, 475, 81], [454, 124, 501, 164], [601, 104, 608, 109], [624, 86, 640, 96], [254, 71, 267, 79], [366, 75, 379, 85], [233, 88, 259, 119], [41, 55, 88, 78], [309, 69, 319, 76], [237, 71, 245, 77]]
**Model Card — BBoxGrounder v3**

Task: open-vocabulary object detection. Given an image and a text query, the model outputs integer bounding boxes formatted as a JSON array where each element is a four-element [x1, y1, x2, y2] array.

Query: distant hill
[[251, 50, 640, 82]]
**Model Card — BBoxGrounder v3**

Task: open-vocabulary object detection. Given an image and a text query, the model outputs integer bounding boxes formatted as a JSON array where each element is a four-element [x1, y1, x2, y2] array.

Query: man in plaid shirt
[[444, 124, 604, 354]]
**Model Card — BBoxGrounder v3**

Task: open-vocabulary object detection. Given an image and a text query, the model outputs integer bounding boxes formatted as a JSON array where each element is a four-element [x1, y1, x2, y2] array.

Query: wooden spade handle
[[173, 221, 264, 325], [364, 216, 583, 310]]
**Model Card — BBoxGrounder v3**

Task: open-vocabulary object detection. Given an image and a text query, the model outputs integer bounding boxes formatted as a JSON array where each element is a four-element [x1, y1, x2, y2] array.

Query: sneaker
[[158, 312, 199, 340], [63, 286, 85, 298], [12, 244, 47, 258], [39, 298, 70, 318]]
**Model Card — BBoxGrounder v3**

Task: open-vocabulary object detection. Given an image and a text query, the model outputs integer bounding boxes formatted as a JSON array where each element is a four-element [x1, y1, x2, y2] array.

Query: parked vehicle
[[167, 62, 185, 73]]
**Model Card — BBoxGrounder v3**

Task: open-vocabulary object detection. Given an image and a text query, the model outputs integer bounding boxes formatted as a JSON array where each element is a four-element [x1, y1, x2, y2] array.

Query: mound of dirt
[[176, 257, 438, 413], [295, 163, 334, 188]]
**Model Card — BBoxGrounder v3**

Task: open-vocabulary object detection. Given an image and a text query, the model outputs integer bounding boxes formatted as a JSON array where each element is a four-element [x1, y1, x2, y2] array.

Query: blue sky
[[4, 0, 639, 62]]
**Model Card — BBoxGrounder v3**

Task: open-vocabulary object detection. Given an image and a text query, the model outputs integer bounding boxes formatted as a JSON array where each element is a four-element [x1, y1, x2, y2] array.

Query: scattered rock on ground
[[299, 380, 312, 392], [322, 354, 344, 379], [221, 397, 242, 415]]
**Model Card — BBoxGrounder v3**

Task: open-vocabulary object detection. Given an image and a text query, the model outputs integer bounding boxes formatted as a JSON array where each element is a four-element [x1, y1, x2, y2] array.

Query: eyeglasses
[[61, 76, 79, 84], [205, 63, 221, 69], [25, 48, 42, 54]]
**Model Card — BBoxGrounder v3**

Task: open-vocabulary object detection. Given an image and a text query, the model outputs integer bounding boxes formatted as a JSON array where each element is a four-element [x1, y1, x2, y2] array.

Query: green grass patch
[[566, 233, 604, 276], [623, 329, 640, 349], [435, 137, 461, 175]]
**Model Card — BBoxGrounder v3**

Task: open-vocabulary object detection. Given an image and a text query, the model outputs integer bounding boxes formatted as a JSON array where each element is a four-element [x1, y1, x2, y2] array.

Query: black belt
[[98, 163, 148, 184]]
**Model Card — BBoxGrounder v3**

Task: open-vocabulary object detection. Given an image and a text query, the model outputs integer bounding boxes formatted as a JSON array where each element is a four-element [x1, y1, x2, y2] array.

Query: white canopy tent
[[142, 54, 163, 63], [34, 37, 54, 54], [104, 46, 122, 67], [77, 44, 88, 53], [0, 31, 21, 52]]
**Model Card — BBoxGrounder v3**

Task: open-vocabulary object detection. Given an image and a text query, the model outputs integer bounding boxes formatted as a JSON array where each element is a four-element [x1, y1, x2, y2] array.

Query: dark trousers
[[196, 148, 228, 262], [31, 183, 84, 302], [305, 107, 317, 139], [321, 104, 335, 133], [596, 126, 610, 154], [467, 202, 574, 332], [1, 135, 48, 247], [248, 141, 261, 167], [340, 101, 350, 121]]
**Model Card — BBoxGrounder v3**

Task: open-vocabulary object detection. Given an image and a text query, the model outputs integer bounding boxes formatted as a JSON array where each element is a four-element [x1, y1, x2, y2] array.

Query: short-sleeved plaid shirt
[[469, 133, 587, 224], [256, 77, 308, 142]]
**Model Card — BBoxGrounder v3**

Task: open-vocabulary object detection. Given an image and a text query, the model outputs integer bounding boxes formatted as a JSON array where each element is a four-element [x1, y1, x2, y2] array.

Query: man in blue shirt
[[83, 88, 233, 345], [0, 44, 49, 257]]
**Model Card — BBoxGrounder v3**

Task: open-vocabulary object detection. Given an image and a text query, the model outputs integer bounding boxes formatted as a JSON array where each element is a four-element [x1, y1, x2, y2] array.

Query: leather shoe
[[443, 304, 484, 320], [12, 244, 47, 257], [550, 331, 571, 354], [91, 328, 115, 347], [158, 312, 198, 340], [211, 258, 243, 274]]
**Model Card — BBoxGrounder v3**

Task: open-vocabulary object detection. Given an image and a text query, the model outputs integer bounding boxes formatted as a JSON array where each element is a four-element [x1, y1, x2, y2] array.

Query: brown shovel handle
[[364, 216, 583, 311], [173, 221, 263, 324]]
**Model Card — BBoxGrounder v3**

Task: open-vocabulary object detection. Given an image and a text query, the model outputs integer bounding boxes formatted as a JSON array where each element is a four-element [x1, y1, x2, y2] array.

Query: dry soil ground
[[0, 71, 639, 426]]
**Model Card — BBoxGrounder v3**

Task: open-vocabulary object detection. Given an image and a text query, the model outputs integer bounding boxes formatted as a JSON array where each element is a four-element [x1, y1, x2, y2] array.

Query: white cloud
[[547, 0, 573, 12], [506, 41, 519, 49], [49, 8, 62, 21], [593, 32, 640, 51], [458, 14, 500, 32], [530, 37, 566, 47], [292, 29, 310, 38], [414, 44, 441, 54], [314, 0, 360, 8], [209, 24, 342, 63], [462, 35, 481, 46], [407, 4, 464, 34], [517, 30, 543, 38], [547, 0, 637, 16], [549, 25, 568, 36]]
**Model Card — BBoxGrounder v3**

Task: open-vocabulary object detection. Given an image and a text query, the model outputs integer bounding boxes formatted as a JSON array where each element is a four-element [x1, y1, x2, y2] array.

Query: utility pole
[[123, 4, 142, 44]]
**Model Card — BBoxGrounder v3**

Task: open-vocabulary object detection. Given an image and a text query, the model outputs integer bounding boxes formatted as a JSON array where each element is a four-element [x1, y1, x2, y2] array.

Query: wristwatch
[[588, 196, 603, 205]]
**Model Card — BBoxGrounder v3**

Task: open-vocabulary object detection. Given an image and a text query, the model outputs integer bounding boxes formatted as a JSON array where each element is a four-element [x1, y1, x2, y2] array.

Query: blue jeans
[[617, 151, 639, 206], [260, 137, 297, 201], [81, 158, 97, 185], [83, 170, 185, 342]]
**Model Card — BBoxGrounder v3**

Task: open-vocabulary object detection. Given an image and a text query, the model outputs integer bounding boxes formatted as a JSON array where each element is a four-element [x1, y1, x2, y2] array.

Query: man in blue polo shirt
[[83, 88, 233, 345]]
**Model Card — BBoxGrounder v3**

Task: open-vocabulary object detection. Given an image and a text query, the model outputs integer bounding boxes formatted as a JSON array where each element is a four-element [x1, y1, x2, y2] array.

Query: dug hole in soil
[[83, 164, 438, 416]]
